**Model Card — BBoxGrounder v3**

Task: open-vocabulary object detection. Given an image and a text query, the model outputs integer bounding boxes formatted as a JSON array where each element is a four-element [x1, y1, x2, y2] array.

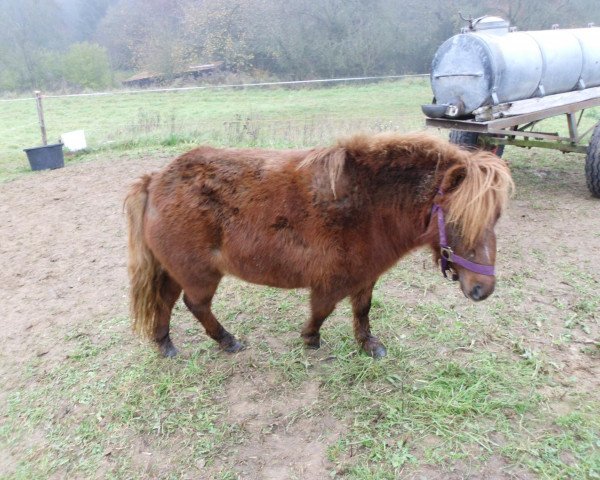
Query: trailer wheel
[[449, 130, 505, 157], [586, 122, 600, 198]]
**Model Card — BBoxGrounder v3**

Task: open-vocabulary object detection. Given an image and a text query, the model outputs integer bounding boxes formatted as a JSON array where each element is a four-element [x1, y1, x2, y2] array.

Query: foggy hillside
[[1, 0, 598, 92]]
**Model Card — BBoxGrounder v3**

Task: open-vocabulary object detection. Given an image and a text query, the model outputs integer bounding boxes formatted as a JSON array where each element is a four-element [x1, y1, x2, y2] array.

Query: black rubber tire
[[449, 130, 505, 157], [585, 122, 600, 198]]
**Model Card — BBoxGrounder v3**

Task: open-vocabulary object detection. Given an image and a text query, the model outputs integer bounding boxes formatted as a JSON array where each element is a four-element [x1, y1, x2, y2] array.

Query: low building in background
[[122, 62, 224, 88]]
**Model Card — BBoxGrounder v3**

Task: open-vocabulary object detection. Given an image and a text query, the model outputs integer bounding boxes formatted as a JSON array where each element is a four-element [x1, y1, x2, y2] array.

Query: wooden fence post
[[34, 91, 48, 146]]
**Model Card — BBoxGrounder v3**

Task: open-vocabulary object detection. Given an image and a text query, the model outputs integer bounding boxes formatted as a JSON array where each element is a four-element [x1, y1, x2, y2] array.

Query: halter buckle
[[440, 246, 453, 260]]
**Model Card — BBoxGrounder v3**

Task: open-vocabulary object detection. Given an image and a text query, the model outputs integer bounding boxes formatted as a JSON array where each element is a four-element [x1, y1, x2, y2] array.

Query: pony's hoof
[[222, 339, 245, 353], [159, 342, 178, 358], [302, 334, 321, 349], [158, 337, 179, 358], [363, 341, 387, 359]]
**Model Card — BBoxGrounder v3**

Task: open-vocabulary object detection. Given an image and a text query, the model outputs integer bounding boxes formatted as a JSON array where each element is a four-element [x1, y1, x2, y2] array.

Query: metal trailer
[[422, 16, 600, 197], [424, 86, 600, 197]]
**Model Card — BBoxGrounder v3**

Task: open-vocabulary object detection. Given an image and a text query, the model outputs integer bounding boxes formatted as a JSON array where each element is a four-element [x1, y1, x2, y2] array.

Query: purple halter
[[432, 193, 495, 280]]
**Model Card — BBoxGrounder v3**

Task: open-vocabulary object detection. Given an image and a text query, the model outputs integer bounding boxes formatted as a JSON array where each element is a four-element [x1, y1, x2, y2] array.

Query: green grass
[[3, 77, 599, 184], [2, 318, 240, 479], [0, 79, 430, 181], [503, 409, 600, 479]]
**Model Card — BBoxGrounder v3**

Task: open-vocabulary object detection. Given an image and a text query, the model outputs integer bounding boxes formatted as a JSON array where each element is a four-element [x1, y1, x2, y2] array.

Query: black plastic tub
[[23, 143, 64, 171]]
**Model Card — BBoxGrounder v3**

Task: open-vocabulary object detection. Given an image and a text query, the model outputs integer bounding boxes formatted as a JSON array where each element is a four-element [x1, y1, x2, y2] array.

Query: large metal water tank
[[425, 17, 600, 118]]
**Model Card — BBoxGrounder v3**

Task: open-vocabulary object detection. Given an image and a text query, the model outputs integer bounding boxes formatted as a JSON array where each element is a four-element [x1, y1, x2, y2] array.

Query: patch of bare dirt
[[495, 169, 600, 394], [404, 458, 536, 480], [0, 155, 170, 387], [224, 353, 343, 479]]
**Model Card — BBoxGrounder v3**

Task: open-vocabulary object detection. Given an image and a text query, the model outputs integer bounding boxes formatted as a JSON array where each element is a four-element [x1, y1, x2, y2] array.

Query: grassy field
[[2, 77, 599, 183], [1, 79, 599, 479], [0, 79, 431, 181]]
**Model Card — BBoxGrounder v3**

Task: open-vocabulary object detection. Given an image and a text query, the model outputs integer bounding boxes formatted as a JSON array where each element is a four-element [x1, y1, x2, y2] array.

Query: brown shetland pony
[[125, 132, 513, 358]]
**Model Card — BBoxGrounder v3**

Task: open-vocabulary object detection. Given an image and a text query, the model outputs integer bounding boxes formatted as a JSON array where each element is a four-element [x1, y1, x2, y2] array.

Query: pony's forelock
[[445, 150, 514, 249]]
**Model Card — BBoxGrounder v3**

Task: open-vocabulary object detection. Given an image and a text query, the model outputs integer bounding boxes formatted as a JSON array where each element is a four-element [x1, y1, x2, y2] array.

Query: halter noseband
[[432, 192, 495, 280]]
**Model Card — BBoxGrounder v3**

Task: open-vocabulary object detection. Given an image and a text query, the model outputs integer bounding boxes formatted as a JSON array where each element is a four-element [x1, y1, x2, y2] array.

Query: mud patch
[[226, 370, 343, 479]]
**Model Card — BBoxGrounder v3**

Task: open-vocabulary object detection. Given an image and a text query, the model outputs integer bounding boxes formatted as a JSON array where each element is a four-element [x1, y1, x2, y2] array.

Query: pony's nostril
[[470, 284, 483, 300]]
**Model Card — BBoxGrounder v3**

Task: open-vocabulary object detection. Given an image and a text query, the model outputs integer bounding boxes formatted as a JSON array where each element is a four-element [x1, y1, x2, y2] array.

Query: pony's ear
[[299, 147, 347, 199], [440, 163, 467, 193]]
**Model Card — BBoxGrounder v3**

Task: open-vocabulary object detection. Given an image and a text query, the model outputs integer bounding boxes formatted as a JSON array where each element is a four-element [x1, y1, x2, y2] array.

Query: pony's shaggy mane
[[298, 145, 347, 199], [300, 132, 514, 249], [444, 150, 514, 249]]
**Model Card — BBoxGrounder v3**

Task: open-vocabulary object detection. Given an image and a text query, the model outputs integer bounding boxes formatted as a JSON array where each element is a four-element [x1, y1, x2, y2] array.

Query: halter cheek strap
[[432, 198, 495, 279]]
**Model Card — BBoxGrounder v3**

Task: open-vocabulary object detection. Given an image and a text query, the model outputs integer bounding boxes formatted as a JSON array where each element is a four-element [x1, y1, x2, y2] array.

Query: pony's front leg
[[301, 290, 338, 349], [351, 283, 386, 359]]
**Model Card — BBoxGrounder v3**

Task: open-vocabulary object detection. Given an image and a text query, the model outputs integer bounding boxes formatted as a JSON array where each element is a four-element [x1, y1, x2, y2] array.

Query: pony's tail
[[124, 174, 164, 340]]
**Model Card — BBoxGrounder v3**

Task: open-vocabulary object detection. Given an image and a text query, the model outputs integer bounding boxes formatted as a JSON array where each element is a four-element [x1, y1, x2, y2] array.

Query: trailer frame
[[426, 86, 600, 151], [424, 86, 600, 196]]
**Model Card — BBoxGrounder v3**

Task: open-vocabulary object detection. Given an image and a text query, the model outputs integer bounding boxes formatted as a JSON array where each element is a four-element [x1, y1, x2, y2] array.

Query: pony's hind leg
[[183, 278, 244, 353], [301, 290, 338, 349], [351, 283, 386, 359], [155, 274, 183, 358]]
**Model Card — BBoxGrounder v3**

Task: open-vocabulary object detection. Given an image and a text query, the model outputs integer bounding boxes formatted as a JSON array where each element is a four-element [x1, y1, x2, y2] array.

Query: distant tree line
[[1, 0, 598, 92]]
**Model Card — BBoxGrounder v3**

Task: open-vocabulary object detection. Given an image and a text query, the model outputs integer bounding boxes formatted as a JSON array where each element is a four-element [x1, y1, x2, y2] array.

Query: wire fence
[[0, 74, 429, 103], [0, 74, 431, 178]]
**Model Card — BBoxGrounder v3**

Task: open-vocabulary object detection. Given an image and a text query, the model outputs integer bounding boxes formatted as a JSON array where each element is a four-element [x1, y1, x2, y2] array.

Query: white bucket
[[60, 130, 87, 152]]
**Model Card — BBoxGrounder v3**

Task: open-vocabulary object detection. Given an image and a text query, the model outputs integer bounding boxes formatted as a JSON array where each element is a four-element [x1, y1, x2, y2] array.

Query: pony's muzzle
[[469, 284, 485, 301], [462, 277, 495, 302]]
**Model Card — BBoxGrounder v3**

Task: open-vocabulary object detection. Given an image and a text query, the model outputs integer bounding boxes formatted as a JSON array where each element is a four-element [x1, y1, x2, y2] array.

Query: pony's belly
[[219, 254, 310, 289], [214, 228, 327, 289], [231, 271, 307, 289]]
